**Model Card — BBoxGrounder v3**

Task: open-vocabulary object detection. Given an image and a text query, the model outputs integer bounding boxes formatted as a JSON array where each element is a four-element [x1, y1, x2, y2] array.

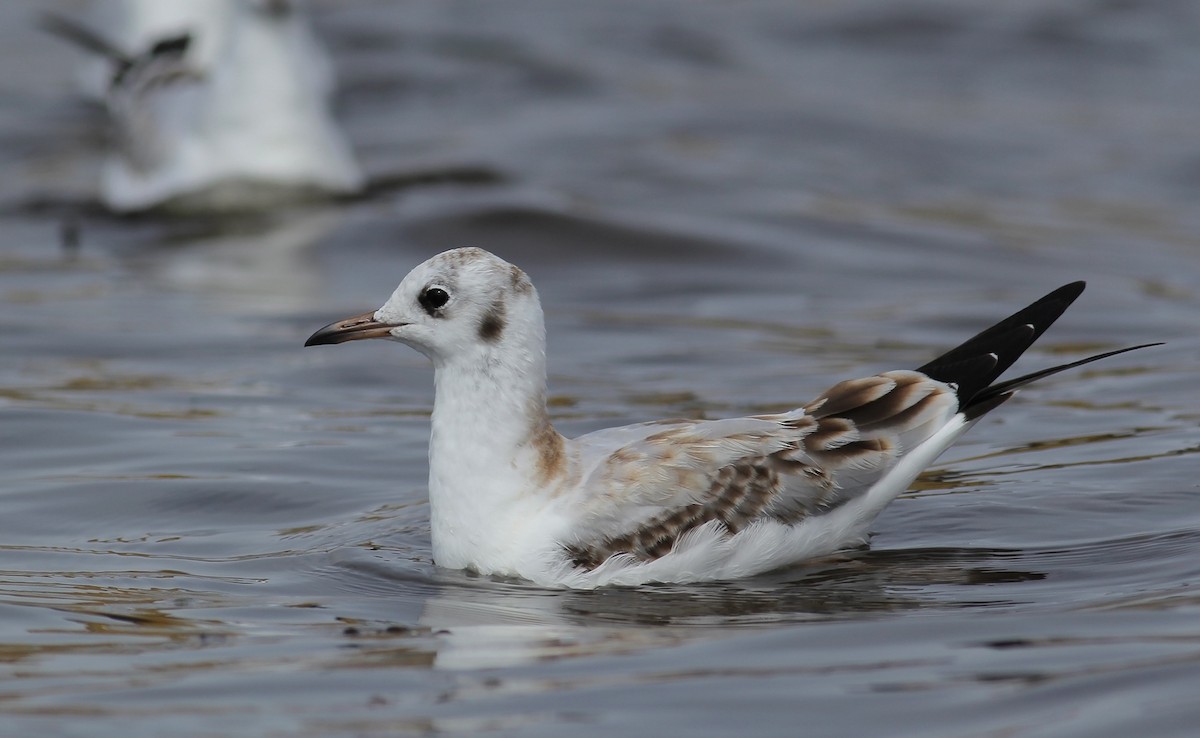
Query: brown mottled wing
[[565, 280, 1160, 570], [565, 370, 960, 569]]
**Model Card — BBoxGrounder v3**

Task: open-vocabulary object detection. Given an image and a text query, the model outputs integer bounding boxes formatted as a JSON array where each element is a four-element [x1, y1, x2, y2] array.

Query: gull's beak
[[304, 311, 396, 347]]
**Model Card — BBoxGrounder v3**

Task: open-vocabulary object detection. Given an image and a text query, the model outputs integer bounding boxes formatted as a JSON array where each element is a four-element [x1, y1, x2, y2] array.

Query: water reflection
[[318, 543, 1049, 670], [113, 208, 346, 315]]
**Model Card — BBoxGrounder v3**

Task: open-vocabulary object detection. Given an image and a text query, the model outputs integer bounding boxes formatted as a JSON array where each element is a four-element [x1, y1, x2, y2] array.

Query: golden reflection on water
[[0, 391, 222, 419], [890, 197, 1200, 254], [908, 468, 995, 496], [0, 366, 230, 420], [948, 430, 1200, 476], [1, 283, 111, 305]]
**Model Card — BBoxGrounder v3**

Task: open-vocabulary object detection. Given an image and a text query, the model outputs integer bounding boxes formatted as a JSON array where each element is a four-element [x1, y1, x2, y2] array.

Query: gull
[[42, 0, 362, 213], [305, 248, 1156, 588], [74, 0, 336, 102]]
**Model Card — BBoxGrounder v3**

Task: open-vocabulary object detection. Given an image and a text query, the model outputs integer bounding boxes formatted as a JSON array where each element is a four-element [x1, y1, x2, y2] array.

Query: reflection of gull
[[44, 0, 362, 213], [306, 248, 1156, 588], [133, 209, 343, 314]]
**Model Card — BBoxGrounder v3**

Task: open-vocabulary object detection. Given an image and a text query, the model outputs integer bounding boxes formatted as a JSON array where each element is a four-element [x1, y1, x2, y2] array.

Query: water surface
[[2, 1, 1199, 735]]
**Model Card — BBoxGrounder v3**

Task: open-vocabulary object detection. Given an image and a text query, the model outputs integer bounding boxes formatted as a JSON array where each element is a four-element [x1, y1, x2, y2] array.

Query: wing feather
[[564, 372, 961, 569], [558, 281, 1158, 576]]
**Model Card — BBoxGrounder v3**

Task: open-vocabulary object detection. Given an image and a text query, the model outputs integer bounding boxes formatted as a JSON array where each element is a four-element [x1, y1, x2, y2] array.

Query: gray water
[[3, 1, 1200, 735]]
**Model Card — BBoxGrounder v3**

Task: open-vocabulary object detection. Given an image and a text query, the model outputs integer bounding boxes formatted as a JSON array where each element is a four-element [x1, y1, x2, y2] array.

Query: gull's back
[[536, 282, 1154, 588]]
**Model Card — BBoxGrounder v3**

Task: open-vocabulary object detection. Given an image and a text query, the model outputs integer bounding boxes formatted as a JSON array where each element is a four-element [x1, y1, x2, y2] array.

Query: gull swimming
[[306, 248, 1156, 588], [73, 0, 336, 102], [43, 0, 362, 213]]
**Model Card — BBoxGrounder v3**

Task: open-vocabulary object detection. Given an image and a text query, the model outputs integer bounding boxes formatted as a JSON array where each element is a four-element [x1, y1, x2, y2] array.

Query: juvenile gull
[[306, 248, 1156, 588]]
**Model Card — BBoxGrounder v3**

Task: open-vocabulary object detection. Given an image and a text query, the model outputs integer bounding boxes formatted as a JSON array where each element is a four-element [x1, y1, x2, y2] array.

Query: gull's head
[[305, 248, 541, 366]]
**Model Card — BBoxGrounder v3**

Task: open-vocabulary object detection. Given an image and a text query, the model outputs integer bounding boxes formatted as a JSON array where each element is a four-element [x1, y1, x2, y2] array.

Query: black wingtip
[[38, 11, 131, 65], [917, 281, 1088, 406], [148, 34, 193, 58]]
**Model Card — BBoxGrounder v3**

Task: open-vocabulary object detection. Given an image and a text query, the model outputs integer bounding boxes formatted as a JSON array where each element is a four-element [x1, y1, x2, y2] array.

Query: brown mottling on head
[[509, 264, 533, 295], [444, 247, 488, 267], [478, 300, 507, 343]]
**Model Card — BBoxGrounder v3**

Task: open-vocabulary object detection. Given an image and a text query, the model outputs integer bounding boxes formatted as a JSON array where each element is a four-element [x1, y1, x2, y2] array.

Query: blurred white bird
[[75, 0, 336, 101], [44, 0, 362, 213]]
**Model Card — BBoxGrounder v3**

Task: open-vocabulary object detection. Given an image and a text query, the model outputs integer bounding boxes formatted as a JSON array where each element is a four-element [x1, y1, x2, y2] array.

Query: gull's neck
[[425, 314, 568, 571], [430, 350, 555, 475]]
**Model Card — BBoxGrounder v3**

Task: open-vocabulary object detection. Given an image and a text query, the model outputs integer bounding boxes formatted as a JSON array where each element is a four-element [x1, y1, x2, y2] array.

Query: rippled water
[[3, 1, 1200, 735]]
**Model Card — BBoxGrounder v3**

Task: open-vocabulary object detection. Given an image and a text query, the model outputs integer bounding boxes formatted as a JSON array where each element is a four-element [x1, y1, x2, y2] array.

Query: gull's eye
[[419, 286, 451, 315]]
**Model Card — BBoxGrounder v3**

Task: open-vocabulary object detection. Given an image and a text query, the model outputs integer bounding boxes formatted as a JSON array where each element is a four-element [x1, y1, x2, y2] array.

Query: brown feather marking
[[509, 264, 533, 295], [723, 459, 780, 530], [478, 300, 507, 343], [565, 456, 785, 569], [532, 422, 565, 485], [854, 389, 950, 435], [752, 413, 817, 434], [760, 455, 840, 523], [643, 425, 698, 445], [809, 437, 894, 466], [832, 374, 934, 427], [608, 445, 643, 465], [442, 246, 488, 269], [527, 396, 566, 487], [805, 417, 858, 451], [807, 375, 896, 417]]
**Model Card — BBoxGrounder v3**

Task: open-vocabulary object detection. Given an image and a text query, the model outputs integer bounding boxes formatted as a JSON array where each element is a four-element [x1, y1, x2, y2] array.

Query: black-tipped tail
[[963, 342, 1162, 418], [915, 282, 1159, 420]]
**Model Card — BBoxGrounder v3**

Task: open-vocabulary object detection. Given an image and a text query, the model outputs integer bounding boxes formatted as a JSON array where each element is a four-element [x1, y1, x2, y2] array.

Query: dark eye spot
[[478, 301, 507, 343], [419, 287, 450, 316]]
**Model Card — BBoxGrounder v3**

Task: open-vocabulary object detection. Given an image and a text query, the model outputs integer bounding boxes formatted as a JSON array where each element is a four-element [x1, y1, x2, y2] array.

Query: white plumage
[[48, 0, 361, 213], [306, 248, 1154, 588]]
